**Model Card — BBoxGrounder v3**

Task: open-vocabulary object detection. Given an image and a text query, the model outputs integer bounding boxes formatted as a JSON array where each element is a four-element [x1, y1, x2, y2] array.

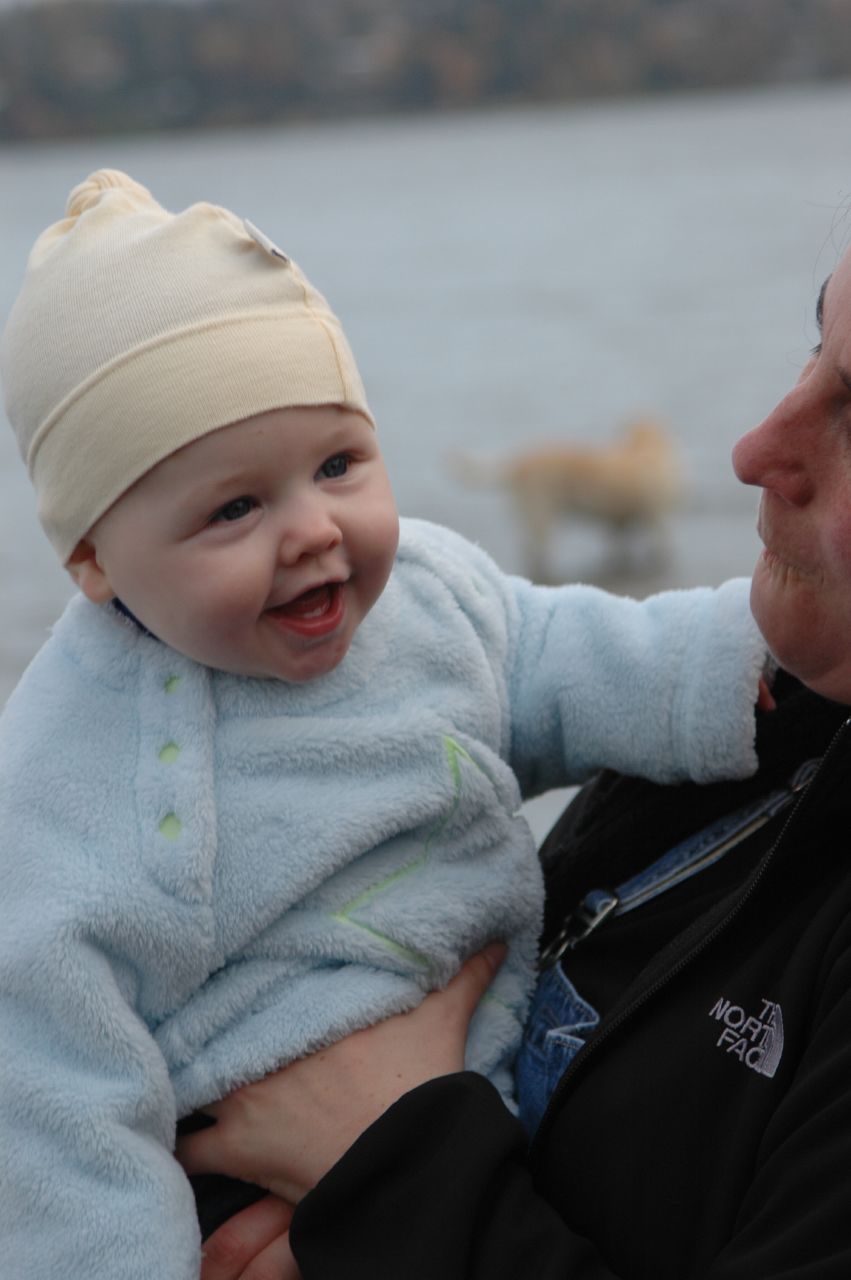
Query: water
[[2, 84, 851, 837]]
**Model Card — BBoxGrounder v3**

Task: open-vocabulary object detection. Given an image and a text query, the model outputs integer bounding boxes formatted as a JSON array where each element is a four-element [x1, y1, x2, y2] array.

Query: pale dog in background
[[453, 419, 683, 583]]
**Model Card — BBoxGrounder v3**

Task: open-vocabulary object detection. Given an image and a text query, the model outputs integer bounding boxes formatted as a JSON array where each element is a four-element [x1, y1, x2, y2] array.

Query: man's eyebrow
[[813, 271, 849, 386], [816, 275, 831, 331]]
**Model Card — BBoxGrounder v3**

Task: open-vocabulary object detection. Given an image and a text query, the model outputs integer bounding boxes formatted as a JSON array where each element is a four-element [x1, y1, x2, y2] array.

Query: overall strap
[[539, 757, 818, 969]]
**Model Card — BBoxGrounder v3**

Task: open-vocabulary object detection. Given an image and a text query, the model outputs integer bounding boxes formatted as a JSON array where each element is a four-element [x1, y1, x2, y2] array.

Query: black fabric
[[289, 675, 851, 1278], [562, 808, 781, 1018], [542, 668, 849, 1021], [538, 669, 845, 938], [178, 1114, 267, 1241], [189, 1173, 268, 1242]]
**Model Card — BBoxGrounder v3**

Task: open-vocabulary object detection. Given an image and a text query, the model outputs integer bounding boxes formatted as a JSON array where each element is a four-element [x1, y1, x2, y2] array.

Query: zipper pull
[[538, 890, 619, 970], [789, 757, 819, 792]]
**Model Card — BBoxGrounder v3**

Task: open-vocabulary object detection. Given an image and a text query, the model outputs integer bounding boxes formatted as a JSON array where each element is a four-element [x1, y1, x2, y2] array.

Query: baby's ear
[[66, 539, 115, 604]]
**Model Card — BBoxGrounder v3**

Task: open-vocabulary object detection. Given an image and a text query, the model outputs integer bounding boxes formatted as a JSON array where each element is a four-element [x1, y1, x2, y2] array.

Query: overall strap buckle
[[538, 890, 619, 970]]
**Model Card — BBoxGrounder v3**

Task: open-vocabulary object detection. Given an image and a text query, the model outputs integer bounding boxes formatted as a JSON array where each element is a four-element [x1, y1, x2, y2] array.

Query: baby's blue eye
[[211, 496, 255, 523], [320, 453, 350, 479]]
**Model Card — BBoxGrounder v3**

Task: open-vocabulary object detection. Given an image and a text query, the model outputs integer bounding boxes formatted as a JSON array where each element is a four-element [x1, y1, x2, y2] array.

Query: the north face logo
[[708, 996, 784, 1078]]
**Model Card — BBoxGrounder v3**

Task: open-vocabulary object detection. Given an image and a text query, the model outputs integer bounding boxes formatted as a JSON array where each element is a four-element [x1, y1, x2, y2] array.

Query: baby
[[0, 171, 766, 1279]]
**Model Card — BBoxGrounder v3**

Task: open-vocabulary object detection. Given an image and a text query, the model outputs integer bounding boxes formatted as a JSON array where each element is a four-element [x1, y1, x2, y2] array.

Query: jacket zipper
[[528, 714, 851, 1165]]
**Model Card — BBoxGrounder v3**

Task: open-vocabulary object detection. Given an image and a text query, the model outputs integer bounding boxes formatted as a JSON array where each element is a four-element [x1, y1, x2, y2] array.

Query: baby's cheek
[[212, 559, 264, 609]]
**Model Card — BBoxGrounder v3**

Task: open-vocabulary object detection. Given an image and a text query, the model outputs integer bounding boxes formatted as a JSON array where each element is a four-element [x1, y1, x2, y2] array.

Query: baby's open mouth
[[272, 584, 336, 619], [265, 583, 346, 636]]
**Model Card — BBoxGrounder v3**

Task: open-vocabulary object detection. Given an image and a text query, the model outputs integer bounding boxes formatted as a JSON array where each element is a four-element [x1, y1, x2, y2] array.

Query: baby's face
[[70, 406, 399, 682]]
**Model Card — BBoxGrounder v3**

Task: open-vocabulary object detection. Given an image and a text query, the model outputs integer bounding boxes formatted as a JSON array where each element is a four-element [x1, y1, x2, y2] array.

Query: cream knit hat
[[0, 169, 374, 563]]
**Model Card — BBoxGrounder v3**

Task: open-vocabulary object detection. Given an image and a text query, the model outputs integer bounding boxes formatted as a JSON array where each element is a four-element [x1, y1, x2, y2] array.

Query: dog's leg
[[514, 490, 557, 583]]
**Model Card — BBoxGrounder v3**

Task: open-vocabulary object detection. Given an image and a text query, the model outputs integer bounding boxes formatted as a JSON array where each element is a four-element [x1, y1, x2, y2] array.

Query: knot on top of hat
[[66, 169, 154, 219]]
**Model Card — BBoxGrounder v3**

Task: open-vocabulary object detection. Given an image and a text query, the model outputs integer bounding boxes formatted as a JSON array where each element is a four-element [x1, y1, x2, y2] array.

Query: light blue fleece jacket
[[0, 519, 766, 1278]]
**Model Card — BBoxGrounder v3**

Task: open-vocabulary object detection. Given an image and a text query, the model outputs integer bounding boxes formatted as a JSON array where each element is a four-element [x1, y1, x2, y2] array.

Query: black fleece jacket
[[289, 676, 851, 1278]]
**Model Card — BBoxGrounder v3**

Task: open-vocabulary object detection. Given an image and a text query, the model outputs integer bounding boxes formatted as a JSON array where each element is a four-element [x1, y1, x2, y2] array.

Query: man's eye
[[319, 453, 350, 479], [211, 496, 255, 523]]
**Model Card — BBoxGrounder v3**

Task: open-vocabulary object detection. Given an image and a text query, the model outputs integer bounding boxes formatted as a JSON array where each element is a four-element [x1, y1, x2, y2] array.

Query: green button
[[158, 742, 180, 764], [158, 813, 182, 841]]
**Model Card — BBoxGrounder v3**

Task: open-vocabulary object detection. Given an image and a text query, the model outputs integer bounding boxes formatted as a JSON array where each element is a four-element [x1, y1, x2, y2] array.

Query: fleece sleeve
[[289, 1073, 620, 1280], [291, 968, 851, 1280], [505, 576, 766, 796], [705, 938, 851, 1279], [0, 878, 204, 1279]]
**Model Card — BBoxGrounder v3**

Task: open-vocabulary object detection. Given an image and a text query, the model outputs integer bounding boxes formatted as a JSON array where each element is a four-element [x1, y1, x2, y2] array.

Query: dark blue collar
[[111, 597, 158, 640]]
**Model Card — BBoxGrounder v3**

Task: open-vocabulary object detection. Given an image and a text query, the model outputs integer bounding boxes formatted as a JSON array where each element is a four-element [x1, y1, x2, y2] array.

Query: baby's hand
[[176, 943, 506, 1204]]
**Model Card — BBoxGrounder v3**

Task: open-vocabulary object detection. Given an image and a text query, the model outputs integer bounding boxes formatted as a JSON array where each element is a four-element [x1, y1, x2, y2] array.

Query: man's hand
[[177, 943, 506, 1204], [200, 1197, 298, 1280]]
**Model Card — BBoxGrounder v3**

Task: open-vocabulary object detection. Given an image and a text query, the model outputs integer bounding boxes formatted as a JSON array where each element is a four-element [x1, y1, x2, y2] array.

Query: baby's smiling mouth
[[271, 584, 336, 619], [265, 582, 346, 636]]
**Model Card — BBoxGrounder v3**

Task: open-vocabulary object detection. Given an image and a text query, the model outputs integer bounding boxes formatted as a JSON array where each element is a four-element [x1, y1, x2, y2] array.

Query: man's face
[[733, 251, 851, 704], [71, 406, 399, 683]]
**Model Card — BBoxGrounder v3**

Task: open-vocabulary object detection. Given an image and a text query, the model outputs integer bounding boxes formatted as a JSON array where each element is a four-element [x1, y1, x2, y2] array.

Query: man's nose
[[732, 383, 815, 508]]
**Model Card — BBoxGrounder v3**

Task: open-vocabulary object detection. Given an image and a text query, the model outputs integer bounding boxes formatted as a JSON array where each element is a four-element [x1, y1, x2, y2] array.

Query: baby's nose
[[277, 498, 342, 564]]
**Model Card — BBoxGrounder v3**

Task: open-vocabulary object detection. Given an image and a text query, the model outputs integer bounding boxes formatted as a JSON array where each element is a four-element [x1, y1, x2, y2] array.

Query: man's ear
[[66, 539, 115, 604]]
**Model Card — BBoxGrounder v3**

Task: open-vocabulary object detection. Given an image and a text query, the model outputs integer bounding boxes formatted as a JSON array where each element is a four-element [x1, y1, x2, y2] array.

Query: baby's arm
[[507, 576, 766, 792], [0, 874, 201, 1277]]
